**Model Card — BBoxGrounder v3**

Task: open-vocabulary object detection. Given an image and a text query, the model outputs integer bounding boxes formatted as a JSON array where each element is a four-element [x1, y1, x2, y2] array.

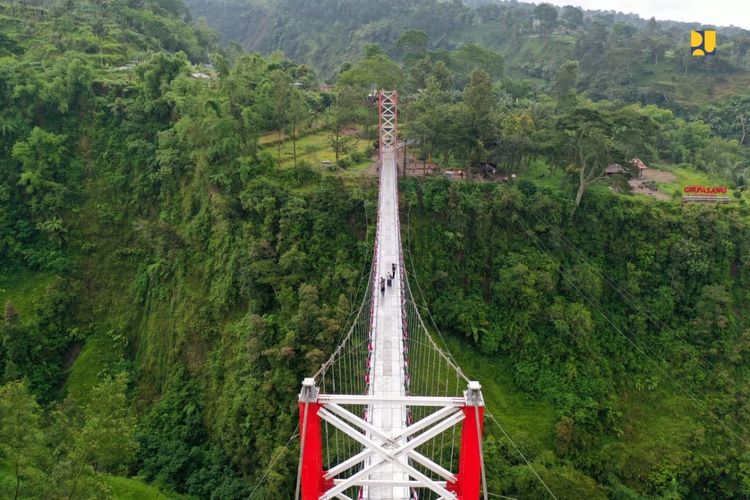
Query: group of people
[[380, 263, 397, 294]]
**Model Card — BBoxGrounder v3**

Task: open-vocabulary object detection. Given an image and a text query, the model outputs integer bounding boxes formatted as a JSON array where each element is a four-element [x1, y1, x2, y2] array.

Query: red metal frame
[[449, 405, 485, 499], [299, 401, 332, 499]]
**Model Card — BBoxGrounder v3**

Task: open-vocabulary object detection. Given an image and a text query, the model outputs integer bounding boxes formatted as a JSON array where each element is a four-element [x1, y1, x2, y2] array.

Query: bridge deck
[[367, 148, 409, 499]]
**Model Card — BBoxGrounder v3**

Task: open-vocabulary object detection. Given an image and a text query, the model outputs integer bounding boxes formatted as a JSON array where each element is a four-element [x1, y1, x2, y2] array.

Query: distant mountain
[[186, 0, 750, 109]]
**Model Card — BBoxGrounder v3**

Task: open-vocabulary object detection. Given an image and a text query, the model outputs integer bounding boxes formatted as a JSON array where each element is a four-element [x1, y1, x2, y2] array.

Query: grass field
[[106, 475, 181, 499], [0, 460, 177, 499], [647, 163, 733, 195], [609, 388, 701, 491], [0, 269, 55, 320], [65, 333, 123, 404], [260, 128, 375, 174], [522, 156, 742, 204], [440, 333, 557, 452]]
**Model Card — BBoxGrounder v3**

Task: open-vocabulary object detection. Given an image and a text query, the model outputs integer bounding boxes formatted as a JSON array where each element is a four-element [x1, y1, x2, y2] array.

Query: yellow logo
[[691, 30, 716, 56]]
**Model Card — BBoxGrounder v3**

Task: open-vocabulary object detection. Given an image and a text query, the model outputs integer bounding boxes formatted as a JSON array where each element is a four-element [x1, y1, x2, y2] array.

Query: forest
[[0, 0, 749, 498]]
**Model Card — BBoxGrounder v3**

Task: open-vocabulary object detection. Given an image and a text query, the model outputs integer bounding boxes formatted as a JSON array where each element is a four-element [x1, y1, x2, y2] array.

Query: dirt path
[[628, 168, 677, 201]]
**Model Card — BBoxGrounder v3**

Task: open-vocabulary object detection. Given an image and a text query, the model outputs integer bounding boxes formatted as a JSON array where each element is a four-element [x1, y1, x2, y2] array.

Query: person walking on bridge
[[380, 277, 385, 294]]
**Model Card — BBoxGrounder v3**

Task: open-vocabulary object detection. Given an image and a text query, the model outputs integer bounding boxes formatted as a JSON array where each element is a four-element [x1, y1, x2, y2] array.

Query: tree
[[2, 301, 28, 382], [534, 3, 558, 36], [405, 76, 451, 173], [494, 109, 536, 170], [456, 69, 497, 170], [263, 69, 296, 161], [0, 380, 47, 500], [12, 127, 68, 231], [707, 95, 750, 145], [553, 60, 579, 109], [692, 285, 734, 347], [450, 44, 504, 81], [409, 59, 452, 92], [326, 115, 358, 164], [734, 104, 749, 146], [324, 85, 363, 163], [556, 107, 615, 210], [81, 373, 138, 474], [607, 106, 660, 166], [555, 105, 658, 210], [463, 69, 494, 122], [338, 50, 403, 90], [0, 32, 21, 56], [136, 371, 248, 497], [395, 29, 429, 58], [554, 416, 575, 456], [288, 88, 309, 167], [362, 43, 385, 59], [560, 5, 583, 30], [644, 36, 671, 67], [574, 19, 608, 71], [136, 52, 188, 102], [51, 373, 137, 499]]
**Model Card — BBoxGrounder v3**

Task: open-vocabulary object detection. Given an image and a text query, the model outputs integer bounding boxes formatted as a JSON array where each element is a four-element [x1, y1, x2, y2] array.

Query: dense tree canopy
[[1, 0, 750, 498]]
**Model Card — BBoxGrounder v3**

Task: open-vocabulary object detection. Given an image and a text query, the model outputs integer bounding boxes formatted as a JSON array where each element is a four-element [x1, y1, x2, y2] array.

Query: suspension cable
[[511, 205, 749, 445], [248, 424, 300, 499], [486, 411, 558, 500]]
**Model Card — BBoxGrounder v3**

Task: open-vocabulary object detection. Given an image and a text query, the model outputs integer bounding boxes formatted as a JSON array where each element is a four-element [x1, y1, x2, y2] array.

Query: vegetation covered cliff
[[0, 0, 749, 498]]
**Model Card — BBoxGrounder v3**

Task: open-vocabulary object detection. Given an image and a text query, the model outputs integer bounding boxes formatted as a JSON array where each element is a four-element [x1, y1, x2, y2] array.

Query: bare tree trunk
[[575, 180, 586, 207], [739, 116, 747, 145], [573, 145, 587, 213]]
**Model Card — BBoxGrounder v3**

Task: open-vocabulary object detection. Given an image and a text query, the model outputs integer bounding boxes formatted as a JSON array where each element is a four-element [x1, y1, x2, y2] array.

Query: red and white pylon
[[298, 379, 485, 499]]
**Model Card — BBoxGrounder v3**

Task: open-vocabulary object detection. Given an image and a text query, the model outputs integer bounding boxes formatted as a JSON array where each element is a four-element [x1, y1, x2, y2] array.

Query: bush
[[518, 179, 537, 196], [350, 150, 364, 163]]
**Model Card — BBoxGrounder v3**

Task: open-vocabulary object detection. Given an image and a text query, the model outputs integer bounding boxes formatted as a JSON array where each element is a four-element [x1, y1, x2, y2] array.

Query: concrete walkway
[[366, 148, 409, 499]]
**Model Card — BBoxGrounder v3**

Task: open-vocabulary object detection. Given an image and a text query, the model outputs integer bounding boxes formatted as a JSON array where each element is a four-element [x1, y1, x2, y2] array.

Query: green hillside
[[0, 0, 749, 498], [187, 0, 750, 112]]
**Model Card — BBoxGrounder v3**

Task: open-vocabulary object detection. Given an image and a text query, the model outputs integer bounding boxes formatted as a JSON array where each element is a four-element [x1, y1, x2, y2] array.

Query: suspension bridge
[[296, 91, 487, 499]]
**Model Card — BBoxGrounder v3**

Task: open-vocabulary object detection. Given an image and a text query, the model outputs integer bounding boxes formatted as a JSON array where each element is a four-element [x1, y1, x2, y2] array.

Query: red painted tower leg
[[298, 378, 328, 500], [455, 381, 485, 499]]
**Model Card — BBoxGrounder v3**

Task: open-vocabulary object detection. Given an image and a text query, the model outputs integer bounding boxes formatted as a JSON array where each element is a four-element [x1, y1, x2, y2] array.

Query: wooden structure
[[604, 163, 626, 175], [631, 157, 648, 178]]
